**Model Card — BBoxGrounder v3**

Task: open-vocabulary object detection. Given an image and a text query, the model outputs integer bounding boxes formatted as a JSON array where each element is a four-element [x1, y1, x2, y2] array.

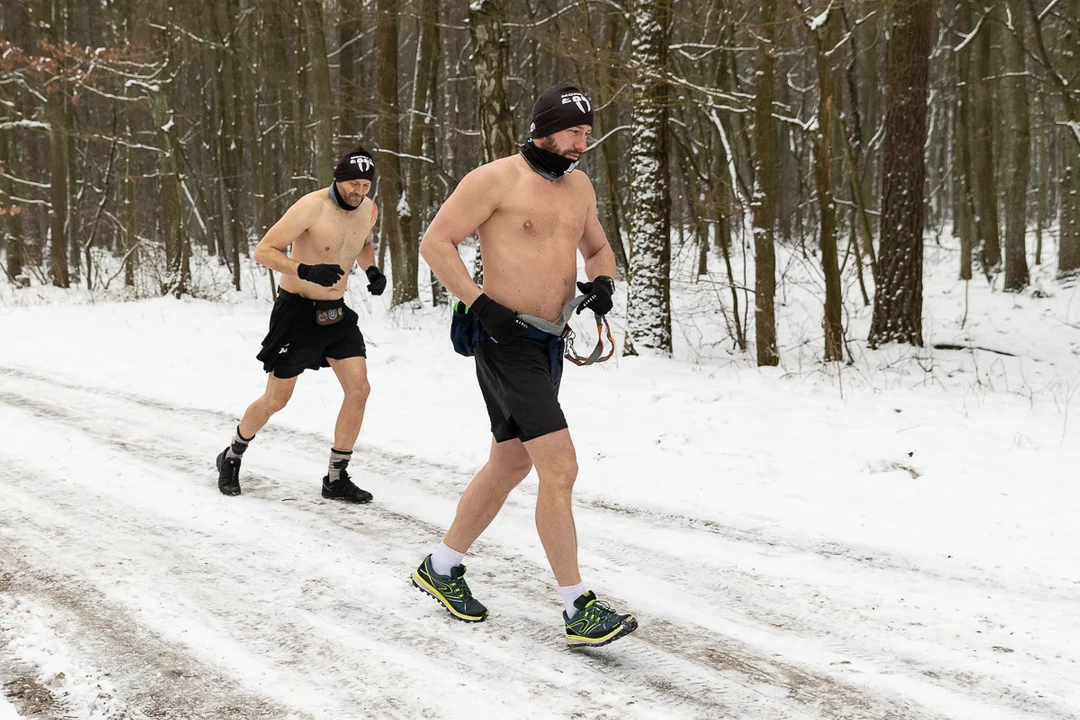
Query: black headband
[[529, 82, 595, 139], [334, 147, 376, 182]]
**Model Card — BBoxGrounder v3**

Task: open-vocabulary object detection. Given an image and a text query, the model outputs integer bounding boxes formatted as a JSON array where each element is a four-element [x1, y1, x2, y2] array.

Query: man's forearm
[[254, 244, 300, 276], [583, 245, 616, 282], [422, 239, 482, 305]]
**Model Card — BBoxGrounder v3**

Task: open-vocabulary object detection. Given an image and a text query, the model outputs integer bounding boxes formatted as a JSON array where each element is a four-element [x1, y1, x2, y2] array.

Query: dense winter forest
[[1, 0, 1078, 360]]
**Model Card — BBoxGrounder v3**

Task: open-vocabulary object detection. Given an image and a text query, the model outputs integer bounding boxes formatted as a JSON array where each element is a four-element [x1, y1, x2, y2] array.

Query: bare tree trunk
[[751, 0, 778, 366], [338, 15, 362, 144], [1003, 0, 1030, 291], [1058, 24, 1080, 276], [302, 0, 334, 185], [626, 0, 673, 356], [149, 0, 189, 295], [809, 5, 843, 362], [972, 7, 1002, 274], [468, 0, 515, 287], [376, 0, 415, 304], [955, 0, 976, 281], [0, 123, 25, 280], [43, 0, 70, 287], [868, 0, 931, 347], [584, 3, 630, 279], [403, 0, 438, 296]]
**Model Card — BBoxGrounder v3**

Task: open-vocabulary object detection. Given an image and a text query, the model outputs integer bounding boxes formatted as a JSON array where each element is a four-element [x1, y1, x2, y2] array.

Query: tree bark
[[955, 0, 976, 281], [751, 0, 779, 366], [376, 0, 415, 304], [1003, 0, 1030, 291], [403, 0, 438, 298], [1058, 24, 1080, 276], [43, 0, 70, 287], [302, 0, 334, 185], [868, 0, 931, 347], [626, 0, 673, 356], [149, 0, 189, 295], [810, 5, 843, 362], [972, 7, 1002, 273]]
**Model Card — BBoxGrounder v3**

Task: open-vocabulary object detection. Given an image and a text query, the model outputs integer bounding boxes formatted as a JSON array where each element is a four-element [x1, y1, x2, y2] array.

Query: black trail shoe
[[564, 591, 638, 648], [411, 555, 488, 622], [321, 470, 373, 504], [216, 448, 241, 496]]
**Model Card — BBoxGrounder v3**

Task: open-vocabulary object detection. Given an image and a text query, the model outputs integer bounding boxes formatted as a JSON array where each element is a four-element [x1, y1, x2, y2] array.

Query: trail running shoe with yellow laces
[[411, 555, 488, 622], [564, 591, 638, 648]]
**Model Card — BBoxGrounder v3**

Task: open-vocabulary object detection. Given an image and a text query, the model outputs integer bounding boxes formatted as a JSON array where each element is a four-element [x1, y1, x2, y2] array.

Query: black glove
[[365, 265, 387, 296], [575, 275, 615, 316], [470, 293, 528, 343], [297, 263, 345, 288]]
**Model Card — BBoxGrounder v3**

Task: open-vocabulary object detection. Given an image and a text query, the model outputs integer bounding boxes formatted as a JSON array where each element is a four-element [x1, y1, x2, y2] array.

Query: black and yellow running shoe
[[564, 591, 638, 648], [411, 555, 488, 622]]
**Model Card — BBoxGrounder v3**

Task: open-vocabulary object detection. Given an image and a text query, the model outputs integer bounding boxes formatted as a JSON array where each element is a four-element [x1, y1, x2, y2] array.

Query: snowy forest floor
[[1, 235, 1079, 719]]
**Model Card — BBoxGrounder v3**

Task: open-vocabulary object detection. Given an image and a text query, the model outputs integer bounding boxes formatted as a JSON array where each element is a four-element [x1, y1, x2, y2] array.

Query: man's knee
[[344, 380, 371, 408], [264, 388, 293, 413], [539, 452, 578, 490]]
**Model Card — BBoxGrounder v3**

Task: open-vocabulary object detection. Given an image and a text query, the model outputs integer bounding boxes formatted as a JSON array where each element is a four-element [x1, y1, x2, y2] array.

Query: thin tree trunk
[[468, 0, 515, 287], [810, 6, 843, 362], [1003, 0, 1030, 291], [376, 0, 415, 304], [1, 124, 25, 280], [751, 0, 779, 366], [626, 0, 673, 356], [302, 0, 334, 185], [338, 15, 362, 144], [584, 3, 630, 279], [972, 7, 1002, 274], [44, 0, 70, 288], [955, 1, 976, 281], [149, 0, 189, 295], [1058, 24, 1080, 275], [868, 0, 932, 347], [403, 0, 438, 295]]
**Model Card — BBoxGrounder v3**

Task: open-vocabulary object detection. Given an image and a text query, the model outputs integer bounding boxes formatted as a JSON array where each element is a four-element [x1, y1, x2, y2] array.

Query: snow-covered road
[[2, 291, 1079, 719]]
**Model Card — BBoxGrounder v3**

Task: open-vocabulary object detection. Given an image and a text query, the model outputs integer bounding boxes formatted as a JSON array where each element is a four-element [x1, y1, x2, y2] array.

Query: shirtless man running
[[215, 147, 387, 504], [411, 83, 638, 648]]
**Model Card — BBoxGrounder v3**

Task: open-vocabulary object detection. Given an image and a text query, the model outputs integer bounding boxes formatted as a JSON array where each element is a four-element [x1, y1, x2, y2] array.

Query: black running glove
[[365, 265, 387, 296], [575, 275, 615, 316], [470, 293, 528, 343], [297, 263, 345, 288]]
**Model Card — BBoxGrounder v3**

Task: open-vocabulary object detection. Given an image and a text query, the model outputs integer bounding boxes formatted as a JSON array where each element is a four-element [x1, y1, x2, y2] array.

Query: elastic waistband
[[524, 325, 563, 342]]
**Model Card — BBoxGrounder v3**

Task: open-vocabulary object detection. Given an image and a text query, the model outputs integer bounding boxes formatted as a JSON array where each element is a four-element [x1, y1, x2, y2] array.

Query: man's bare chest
[[496, 191, 587, 245], [305, 213, 370, 259]]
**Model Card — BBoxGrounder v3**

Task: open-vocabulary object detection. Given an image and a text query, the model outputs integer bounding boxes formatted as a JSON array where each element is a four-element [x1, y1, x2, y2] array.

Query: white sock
[[430, 541, 466, 576], [558, 583, 586, 617]]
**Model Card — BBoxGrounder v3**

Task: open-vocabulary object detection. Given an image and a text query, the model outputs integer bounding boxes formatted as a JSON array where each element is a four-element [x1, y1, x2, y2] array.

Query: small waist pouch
[[314, 299, 346, 327], [450, 300, 484, 357]]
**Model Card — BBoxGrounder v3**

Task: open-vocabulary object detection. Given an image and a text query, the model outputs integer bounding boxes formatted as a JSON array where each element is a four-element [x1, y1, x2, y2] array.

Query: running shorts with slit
[[255, 289, 366, 379]]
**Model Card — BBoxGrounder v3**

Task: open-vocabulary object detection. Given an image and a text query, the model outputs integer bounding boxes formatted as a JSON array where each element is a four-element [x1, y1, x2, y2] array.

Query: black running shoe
[[564, 591, 638, 648], [321, 470, 372, 503], [216, 448, 241, 496], [411, 555, 488, 622]]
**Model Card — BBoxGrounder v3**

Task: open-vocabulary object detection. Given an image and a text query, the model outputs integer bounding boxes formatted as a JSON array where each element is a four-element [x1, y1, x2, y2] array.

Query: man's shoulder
[[294, 188, 330, 214]]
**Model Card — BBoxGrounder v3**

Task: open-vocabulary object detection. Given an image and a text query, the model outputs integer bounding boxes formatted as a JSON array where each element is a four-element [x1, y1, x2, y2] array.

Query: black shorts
[[474, 329, 566, 443], [255, 289, 366, 379]]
